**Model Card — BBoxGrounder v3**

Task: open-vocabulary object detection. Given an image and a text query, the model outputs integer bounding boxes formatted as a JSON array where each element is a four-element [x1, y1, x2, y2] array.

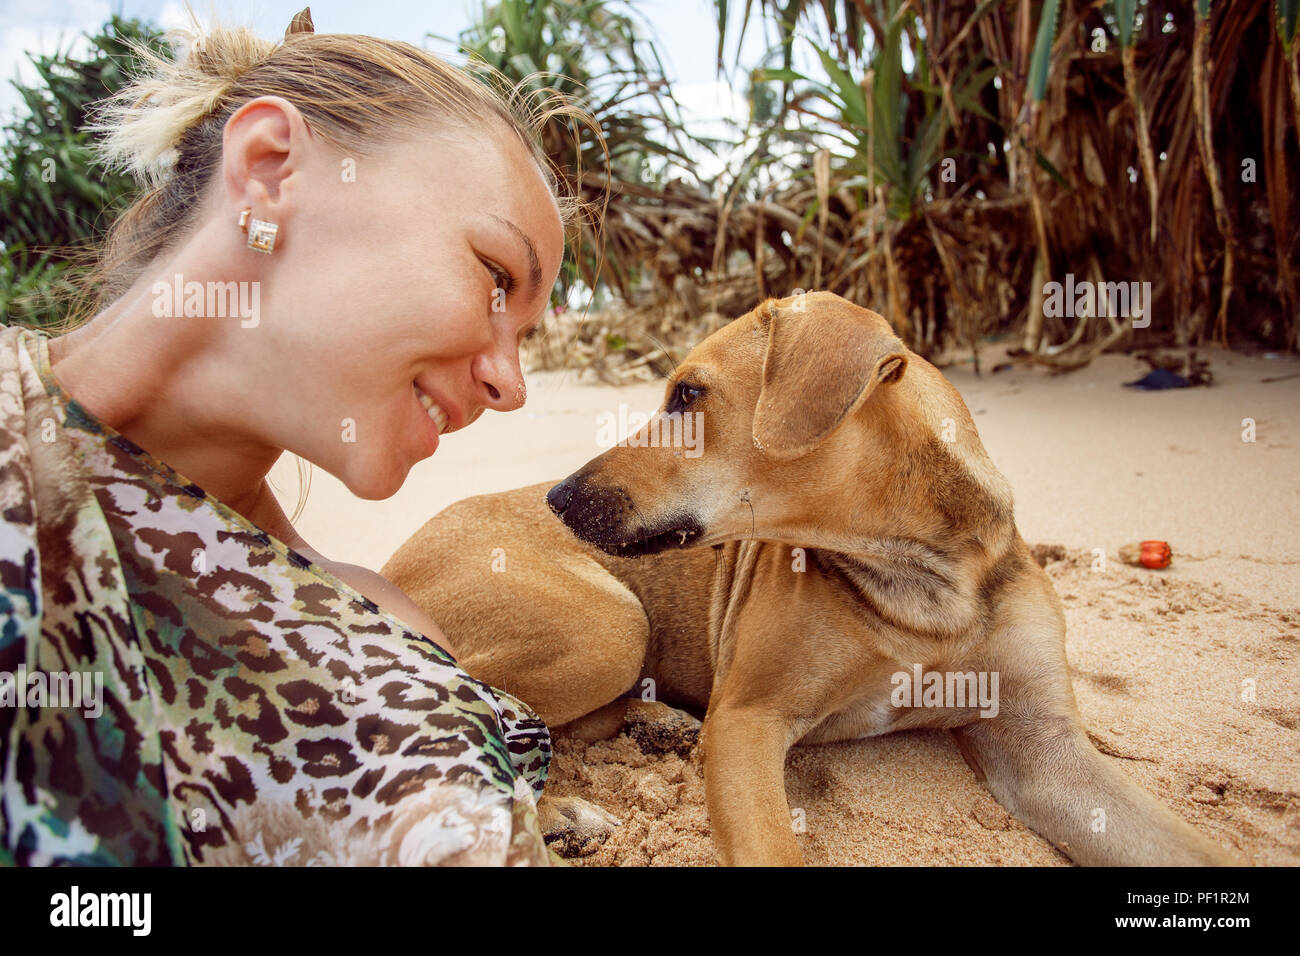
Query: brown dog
[[382, 292, 1239, 866]]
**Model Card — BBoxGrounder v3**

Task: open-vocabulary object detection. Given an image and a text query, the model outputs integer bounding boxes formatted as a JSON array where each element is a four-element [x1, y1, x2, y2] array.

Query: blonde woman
[[0, 11, 576, 865]]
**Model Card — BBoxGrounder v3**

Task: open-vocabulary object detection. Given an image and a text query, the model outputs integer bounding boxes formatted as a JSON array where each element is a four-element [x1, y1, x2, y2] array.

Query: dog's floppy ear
[[752, 295, 907, 461]]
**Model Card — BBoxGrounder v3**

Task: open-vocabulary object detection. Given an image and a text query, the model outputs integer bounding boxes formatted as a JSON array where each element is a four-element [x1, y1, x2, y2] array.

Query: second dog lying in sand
[[383, 291, 1240, 866]]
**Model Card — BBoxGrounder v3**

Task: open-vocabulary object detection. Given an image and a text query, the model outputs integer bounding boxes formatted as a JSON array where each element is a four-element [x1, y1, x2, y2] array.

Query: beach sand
[[271, 343, 1300, 865]]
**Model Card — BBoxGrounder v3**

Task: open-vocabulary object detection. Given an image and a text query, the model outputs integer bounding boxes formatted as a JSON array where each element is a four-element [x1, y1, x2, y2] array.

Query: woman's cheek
[[438, 277, 499, 348]]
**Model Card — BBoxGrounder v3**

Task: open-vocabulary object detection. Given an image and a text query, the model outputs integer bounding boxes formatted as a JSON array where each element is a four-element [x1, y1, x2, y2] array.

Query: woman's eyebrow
[[489, 214, 543, 295]]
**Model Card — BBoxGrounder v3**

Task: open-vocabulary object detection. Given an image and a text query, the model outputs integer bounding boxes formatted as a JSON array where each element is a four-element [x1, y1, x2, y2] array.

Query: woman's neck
[[47, 280, 302, 547]]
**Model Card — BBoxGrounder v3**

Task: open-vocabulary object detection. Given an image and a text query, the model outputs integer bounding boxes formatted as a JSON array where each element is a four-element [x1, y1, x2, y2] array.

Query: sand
[[270, 343, 1300, 866]]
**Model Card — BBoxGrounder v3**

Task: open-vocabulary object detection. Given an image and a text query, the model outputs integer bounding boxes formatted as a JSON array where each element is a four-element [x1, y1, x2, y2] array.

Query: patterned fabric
[[0, 323, 556, 866]]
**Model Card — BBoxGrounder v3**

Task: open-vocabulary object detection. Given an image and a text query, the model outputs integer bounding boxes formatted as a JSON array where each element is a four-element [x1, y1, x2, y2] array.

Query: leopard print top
[[0, 324, 556, 866]]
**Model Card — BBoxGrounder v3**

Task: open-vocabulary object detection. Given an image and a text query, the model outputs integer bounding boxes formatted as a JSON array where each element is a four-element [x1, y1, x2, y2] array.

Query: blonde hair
[[71, 9, 590, 328], [70, 9, 599, 523]]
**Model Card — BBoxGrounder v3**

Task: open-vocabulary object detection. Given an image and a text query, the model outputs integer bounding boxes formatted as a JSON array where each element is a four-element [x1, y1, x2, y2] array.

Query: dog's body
[[383, 293, 1239, 866]]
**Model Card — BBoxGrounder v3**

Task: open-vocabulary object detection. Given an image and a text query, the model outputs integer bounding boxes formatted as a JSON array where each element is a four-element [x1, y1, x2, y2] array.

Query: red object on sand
[[1140, 541, 1172, 569], [1118, 540, 1173, 569]]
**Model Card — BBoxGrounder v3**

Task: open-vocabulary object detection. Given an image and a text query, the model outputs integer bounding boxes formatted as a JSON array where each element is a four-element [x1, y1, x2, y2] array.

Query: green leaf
[[814, 45, 871, 128], [951, 63, 1000, 123], [906, 106, 947, 197], [1035, 150, 1070, 188], [1114, 0, 1138, 48], [1028, 0, 1061, 102], [870, 17, 906, 191], [1278, 0, 1300, 45]]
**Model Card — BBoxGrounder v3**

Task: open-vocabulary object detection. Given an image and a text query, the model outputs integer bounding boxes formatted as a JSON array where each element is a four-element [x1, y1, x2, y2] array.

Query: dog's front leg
[[699, 558, 882, 867], [701, 703, 803, 866]]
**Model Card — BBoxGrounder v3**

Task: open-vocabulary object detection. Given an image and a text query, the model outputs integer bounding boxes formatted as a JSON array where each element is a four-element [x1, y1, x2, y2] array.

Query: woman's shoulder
[[292, 543, 458, 660]]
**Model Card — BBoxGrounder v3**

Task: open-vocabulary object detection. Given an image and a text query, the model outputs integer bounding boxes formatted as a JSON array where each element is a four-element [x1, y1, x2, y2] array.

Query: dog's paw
[[538, 795, 621, 858], [624, 699, 701, 758]]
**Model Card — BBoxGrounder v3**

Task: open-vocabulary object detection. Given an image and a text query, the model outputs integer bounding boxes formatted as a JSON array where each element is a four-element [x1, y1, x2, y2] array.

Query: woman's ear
[[752, 293, 908, 461], [221, 95, 308, 211]]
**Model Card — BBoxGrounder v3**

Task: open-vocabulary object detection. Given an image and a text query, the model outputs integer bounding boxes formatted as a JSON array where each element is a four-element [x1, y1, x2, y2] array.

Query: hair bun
[[284, 7, 315, 39], [88, 14, 281, 185]]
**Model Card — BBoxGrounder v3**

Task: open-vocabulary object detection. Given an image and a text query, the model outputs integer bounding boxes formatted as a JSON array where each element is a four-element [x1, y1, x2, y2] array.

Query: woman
[[0, 12, 578, 865]]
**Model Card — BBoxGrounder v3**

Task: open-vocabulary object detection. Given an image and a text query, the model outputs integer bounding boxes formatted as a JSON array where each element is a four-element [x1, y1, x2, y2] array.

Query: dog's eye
[[670, 382, 703, 412]]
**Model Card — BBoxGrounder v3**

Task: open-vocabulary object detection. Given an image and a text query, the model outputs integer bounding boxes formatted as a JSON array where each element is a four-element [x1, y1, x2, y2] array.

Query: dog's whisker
[[642, 333, 678, 375]]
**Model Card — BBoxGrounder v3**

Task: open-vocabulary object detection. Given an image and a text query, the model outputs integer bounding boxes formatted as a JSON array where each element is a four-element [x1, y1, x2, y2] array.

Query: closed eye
[[483, 258, 516, 297]]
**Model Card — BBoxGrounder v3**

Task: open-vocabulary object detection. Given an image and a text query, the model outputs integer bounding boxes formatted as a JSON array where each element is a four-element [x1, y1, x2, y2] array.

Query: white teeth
[[428, 403, 449, 434], [414, 384, 450, 434]]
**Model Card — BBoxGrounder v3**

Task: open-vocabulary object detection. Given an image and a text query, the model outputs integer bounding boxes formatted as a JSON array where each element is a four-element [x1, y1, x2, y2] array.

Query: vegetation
[[699, 0, 1300, 367], [532, 0, 1300, 379], [449, 0, 701, 305], [0, 16, 164, 328], [3, 2, 1297, 376]]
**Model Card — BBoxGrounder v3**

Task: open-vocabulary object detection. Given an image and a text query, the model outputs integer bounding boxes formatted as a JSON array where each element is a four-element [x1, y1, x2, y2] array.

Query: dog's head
[[546, 291, 983, 557]]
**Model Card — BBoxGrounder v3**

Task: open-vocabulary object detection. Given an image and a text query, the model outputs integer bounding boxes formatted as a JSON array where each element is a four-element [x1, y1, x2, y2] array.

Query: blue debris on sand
[[1124, 368, 1189, 390]]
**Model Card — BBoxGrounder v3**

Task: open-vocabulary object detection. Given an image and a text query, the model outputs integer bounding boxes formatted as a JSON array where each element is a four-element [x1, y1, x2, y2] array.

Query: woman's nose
[[473, 345, 527, 413]]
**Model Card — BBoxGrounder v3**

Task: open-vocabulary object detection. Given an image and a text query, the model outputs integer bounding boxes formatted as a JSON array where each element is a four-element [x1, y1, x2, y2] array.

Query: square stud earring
[[238, 208, 279, 254]]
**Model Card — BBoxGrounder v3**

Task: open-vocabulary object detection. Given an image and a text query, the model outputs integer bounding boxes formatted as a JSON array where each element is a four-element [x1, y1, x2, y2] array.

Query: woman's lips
[[413, 382, 451, 434]]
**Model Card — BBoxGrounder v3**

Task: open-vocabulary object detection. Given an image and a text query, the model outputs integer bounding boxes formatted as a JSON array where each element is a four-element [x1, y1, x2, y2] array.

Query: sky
[[0, 0, 782, 179]]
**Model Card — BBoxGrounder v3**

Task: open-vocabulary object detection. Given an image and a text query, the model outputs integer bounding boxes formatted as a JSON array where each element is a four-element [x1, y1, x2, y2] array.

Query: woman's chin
[[342, 458, 412, 501]]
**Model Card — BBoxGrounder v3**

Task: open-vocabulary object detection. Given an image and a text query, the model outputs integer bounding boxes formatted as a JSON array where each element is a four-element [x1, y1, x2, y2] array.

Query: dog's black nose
[[547, 475, 577, 515]]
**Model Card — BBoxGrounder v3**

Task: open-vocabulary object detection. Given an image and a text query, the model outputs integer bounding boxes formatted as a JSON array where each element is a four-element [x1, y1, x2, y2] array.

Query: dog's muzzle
[[546, 474, 703, 557]]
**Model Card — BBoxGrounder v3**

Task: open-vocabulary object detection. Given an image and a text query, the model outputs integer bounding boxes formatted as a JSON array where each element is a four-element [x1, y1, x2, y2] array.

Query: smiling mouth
[[414, 383, 451, 434]]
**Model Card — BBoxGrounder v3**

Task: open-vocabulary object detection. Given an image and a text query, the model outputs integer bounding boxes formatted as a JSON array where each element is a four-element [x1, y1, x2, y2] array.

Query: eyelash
[[484, 259, 516, 296]]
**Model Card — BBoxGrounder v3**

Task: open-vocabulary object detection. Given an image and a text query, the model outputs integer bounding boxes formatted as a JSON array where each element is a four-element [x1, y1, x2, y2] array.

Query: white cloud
[[0, 0, 111, 123], [158, 0, 202, 31], [675, 78, 747, 128], [670, 78, 748, 183]]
